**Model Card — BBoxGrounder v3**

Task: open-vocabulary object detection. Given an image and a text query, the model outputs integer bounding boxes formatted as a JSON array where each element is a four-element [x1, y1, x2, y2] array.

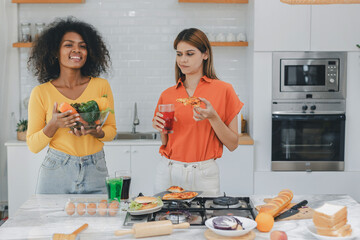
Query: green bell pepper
[[76, 100, 100, 123]]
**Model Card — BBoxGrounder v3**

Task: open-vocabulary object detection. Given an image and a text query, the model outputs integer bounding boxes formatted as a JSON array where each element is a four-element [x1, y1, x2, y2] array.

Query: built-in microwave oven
[[273, 52, 347, 100]]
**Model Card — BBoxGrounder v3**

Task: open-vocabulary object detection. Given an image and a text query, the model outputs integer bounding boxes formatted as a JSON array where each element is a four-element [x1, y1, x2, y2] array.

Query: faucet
[[132, 102, 140, 133]]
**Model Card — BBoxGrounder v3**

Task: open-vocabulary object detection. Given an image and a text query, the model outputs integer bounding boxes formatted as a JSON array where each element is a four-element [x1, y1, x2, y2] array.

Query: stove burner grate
[[165, 211, 189, 224], [213, 193, 239, 206]]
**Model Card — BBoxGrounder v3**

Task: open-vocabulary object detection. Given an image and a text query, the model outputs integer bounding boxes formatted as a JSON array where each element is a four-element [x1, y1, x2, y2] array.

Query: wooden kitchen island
[[0, 194, 358, 239]]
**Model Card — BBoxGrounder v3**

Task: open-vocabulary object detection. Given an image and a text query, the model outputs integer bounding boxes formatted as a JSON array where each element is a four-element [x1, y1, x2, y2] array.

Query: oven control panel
[[272, 100, 345, 115]]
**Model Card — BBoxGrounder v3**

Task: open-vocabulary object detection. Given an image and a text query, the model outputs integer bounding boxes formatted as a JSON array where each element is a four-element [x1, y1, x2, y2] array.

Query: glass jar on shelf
[[35, 23, 46, 40], [20, 22, 31, 43]]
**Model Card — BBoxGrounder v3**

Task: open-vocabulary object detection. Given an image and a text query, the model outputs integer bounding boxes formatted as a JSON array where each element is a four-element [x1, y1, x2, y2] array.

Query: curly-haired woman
[[27, 17, 116, 194]]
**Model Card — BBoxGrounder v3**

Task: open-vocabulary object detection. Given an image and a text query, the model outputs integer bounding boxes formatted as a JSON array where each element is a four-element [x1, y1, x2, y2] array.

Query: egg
[[65, 202, 75, 216], [110, 200, 119, 207], [100, 199, 108, 204], [76, 202, 86, 216], [97, 202, 108, 216], [108, 201, 119, 216], [87, 203, 97, 215]]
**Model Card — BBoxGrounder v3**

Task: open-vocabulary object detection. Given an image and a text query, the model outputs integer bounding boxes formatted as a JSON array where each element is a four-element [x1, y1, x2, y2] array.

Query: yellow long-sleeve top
[[27, 77, 117, 156]]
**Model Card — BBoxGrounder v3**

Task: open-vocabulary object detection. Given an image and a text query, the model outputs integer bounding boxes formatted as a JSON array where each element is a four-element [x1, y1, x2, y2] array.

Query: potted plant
[[16, 119, 28, 141]]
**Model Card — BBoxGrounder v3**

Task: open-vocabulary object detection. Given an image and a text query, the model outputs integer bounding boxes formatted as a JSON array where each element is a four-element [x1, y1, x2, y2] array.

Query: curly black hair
[[28, 17, 111, 84]]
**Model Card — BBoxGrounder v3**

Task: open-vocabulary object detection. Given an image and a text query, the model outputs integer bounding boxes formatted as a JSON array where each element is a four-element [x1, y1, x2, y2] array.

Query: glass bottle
[[20, 22, 31, 43], [35, 23, 46, 40]]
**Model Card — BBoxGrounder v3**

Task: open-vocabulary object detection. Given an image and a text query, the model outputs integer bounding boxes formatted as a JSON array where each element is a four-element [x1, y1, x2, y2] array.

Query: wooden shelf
[[13, 42, 33, 48], [210, 41, 248, 47], [238, 133, 254, 145], [12, 0, 84, 3], [179, 0, 248, 3]]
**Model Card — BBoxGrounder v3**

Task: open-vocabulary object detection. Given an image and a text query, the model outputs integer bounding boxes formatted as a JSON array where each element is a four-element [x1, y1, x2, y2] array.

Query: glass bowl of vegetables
[[72, 111, 110, 130], [70, 100, 110, 130], [59, 99, 113, 131]]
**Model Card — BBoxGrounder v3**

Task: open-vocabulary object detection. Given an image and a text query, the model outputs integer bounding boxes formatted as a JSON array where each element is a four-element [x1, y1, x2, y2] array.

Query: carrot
[[94, 119, 101, 125], [58, 102, 88, 125], [58, 102, 77, 114]]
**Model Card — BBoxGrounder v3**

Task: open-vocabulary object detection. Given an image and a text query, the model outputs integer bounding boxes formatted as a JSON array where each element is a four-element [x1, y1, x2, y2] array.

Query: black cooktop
[[123, 196, 257, 227]]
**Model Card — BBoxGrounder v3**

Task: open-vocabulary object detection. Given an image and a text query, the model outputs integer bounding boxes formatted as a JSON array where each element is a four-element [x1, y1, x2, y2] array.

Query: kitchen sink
[[114, 132, 160, 140]]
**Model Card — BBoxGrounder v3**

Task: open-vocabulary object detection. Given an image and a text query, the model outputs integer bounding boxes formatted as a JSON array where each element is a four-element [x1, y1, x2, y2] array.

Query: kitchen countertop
[[0, 194, 358, 239], [5, 133, 254, 146]]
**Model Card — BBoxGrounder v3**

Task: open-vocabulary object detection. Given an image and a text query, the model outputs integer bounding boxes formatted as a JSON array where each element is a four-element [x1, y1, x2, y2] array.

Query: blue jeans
[[36, 148, 108, 194]]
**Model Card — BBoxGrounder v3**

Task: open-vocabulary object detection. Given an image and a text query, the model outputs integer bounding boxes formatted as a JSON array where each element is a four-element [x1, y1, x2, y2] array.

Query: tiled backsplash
[[19, 0, 249, 132]]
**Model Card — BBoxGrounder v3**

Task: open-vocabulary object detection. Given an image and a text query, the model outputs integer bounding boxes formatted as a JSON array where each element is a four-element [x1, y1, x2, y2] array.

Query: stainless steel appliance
[[123, 195, 257, 228], [273, 52, 347, 100], [272, 102, 345, 171], [272, 52, 347, 171]]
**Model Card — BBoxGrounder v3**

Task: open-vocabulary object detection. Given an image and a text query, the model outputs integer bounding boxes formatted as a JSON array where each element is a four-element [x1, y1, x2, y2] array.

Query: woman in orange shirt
[[152, 28, 243, 196]]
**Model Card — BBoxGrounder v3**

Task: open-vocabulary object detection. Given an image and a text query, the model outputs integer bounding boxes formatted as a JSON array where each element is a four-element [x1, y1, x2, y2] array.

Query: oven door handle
[[272, 114, 345, 121], [282, 143, 333, 148]]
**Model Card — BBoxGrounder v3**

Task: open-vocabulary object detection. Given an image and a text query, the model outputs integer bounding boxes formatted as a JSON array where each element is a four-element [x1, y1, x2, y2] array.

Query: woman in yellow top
[[27, 17, 116, 194]]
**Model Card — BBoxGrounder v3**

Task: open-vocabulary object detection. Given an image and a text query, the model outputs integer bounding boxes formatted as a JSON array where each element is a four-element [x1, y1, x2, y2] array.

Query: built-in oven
[[273, 52, 347, 100], [272, 111, 345, 171], [272, 100, 346, 171]]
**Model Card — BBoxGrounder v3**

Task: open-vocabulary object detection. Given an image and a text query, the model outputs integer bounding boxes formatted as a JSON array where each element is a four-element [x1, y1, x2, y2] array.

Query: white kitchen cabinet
[[254, 0, 311, 51], [5, 144, 46, 217], [217, 146, 254, 196], [103, 145, 131, 174], [311, 5, 360, 51], [344, 52, 360, 171], [130, 145, 161, 197]]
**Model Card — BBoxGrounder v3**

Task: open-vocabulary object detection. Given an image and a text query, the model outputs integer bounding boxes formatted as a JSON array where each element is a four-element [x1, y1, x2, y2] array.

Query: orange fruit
[[255, 212, 274, 232]]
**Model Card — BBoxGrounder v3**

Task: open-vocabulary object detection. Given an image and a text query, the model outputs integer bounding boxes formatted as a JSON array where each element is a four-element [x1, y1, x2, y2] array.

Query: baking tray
[[153, 191, 203, 203]]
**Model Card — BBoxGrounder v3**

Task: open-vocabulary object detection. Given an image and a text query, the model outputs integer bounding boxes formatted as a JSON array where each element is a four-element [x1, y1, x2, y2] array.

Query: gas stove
[[123, 195, 257, 228]]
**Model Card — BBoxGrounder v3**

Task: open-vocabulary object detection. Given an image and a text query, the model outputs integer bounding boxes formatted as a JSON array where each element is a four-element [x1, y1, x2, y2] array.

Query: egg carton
[[65, 197, 120, 217]]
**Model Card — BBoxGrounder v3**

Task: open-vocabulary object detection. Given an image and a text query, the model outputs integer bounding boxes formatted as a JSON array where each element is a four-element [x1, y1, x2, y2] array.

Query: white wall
[[0, 2, 19, 203], [17, 0, 251, 132]]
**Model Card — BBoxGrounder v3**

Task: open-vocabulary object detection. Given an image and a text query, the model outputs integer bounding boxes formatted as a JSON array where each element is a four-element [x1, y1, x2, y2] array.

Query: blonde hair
[[173, 28, 217, 83]]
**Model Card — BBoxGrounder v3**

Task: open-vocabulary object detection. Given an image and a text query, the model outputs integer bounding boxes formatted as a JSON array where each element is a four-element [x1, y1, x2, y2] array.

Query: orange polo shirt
[[154, 76, 243, 163]]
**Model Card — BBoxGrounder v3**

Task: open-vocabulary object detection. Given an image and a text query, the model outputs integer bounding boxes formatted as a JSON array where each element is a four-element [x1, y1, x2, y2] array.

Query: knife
[[274, 200, 308, 220]]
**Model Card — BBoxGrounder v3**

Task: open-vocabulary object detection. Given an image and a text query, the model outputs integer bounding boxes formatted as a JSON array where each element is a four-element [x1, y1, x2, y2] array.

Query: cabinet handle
[[132, 150, 138, 153], [125, 150, 130, 153]]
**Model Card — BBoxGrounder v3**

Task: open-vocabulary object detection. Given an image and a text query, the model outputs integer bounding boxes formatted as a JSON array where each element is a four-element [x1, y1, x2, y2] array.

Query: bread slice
[[314, 203, 347, 219], [313, 203, 348, 228], [316, 224, 352, 237], [313, 213, 347, 228], [315, 218, 347, 231]]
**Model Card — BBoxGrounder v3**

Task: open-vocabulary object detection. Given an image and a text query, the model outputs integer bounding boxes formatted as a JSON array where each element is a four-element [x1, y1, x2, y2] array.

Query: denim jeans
[[36, 148, 108, 194]]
